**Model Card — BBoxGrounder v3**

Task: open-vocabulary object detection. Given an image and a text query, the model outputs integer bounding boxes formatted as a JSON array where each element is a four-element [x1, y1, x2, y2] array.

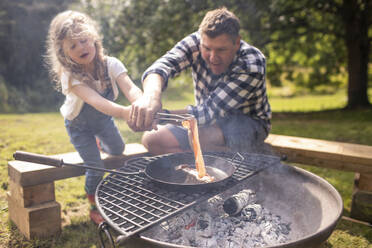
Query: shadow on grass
[[336, 219, 372, 242], [319, 215, 372, 248], [271, 107, 372, 146], [320, 241, 334, 247], [7, 219, 104, 248], [272, 107, 372, 121]]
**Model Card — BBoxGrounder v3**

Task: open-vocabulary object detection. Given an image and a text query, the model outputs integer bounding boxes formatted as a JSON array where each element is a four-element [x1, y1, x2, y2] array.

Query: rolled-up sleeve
[[142, 33, 200, 90]]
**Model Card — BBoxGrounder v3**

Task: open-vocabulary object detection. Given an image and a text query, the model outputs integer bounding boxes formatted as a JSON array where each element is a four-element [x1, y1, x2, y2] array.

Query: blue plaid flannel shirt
[[142, 32, 271, 131]]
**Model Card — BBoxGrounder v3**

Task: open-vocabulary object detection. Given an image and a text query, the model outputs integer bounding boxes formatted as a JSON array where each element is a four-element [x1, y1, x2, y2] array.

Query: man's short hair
[[199, 7, 240, 40]]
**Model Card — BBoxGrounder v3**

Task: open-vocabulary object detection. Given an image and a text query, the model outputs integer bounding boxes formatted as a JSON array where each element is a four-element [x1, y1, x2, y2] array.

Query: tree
[[109, 0, 208, 80], [341, 0, 371, 108], [234, 0, 371, 108], [2, 0, 368, 111], [108, 0, 370, 108], [0, 0, 73, 112]]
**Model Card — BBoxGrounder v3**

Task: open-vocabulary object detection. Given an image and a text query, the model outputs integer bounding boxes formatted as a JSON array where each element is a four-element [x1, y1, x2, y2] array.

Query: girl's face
[[63, 36, 96, 67]]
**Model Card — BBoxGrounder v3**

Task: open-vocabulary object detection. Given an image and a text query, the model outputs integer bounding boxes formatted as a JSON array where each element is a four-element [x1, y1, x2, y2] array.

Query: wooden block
[[54, 143, 149, 166], [103, 143, 149, 169], [7, 192, 61, 239], [265, 134, 372, 173], [354, 173, 372, 193], [8, 179, 55, 207], [8, 160, 85, 187], [358, 173, 372, 192], [350, 190, 372, 223], [340, 142, 372, 165]]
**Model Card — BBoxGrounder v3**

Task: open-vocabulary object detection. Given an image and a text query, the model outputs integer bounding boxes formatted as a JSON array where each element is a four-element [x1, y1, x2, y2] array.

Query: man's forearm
[[142, 73, 164, 102]]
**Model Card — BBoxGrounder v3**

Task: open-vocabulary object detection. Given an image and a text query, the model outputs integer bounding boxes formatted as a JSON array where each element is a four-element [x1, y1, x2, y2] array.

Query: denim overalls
[[65, 86, 125, 195]]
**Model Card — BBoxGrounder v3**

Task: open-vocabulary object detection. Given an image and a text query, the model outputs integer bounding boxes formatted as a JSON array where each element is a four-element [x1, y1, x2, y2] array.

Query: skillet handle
[[13, 151, 145, 176], [13, 151, 63, 167]]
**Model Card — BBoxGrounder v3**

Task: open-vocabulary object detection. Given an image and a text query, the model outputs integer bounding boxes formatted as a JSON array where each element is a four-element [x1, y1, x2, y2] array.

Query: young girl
[[45, 10, 143, 224]]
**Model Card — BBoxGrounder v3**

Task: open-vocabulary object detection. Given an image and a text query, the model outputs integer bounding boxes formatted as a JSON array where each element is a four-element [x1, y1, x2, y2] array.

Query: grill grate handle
[[13, 151, 63, 167], [13, 151, 142, 176], [98, 222, 116, 248]]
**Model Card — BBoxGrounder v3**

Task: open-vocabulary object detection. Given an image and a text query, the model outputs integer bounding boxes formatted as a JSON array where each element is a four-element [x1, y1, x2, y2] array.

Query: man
[[129, 7, 271, 155]]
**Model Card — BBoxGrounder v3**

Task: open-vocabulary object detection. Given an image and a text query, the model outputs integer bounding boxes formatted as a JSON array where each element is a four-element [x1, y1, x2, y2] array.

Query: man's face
[[200, 33, 240, 75]]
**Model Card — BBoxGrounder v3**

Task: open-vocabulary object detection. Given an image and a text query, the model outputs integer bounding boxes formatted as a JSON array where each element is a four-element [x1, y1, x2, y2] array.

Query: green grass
[[269, 89, 349, 112], [1, 90, 372, 247]]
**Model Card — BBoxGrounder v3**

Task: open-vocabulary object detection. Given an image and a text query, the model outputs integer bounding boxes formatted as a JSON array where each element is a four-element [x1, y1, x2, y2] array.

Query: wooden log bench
[[7, 143, 149, 239], [7, 135, 372, 239]]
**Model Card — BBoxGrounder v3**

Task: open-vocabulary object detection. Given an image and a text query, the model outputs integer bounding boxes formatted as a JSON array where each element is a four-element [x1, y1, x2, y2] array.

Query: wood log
[[265, 134, 372, 173], [7, 192, 61, 239]]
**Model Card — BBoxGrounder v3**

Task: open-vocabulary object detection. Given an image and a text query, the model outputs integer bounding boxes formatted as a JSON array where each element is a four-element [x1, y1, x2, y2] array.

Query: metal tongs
[[155, 112, 194, 124]]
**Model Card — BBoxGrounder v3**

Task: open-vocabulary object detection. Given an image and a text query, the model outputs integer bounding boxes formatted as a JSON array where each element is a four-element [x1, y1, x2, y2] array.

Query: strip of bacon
[[182, 117, 206, 178], [176, 164, 214, 183]]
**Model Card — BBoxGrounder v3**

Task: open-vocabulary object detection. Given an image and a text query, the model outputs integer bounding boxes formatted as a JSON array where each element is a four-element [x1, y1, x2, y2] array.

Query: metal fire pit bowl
[[135, 163, 343, 248]]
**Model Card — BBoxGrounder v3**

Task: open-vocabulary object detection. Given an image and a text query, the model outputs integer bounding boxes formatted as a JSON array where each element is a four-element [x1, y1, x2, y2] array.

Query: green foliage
[[109, 0, 205, 80], [0, 78, 63, 113], [0, 0, 370, 111], [0, 0, 73, 112], [243, 0, 347, 92], [0, 75, 9, 112], [85, 0, 369, 102], [262, 0, 370, 106]]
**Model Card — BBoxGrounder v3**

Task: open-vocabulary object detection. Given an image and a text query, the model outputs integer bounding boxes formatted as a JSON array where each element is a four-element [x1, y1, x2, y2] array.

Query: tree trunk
[[342, 0, 370, 109]]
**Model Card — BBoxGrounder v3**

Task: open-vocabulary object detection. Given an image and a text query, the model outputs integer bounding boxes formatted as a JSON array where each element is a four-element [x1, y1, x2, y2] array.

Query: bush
[[25, 78, 64, 112], [0, 77, 63, 113], [0, 75, 10, 112], [6, 86, 29, 113]]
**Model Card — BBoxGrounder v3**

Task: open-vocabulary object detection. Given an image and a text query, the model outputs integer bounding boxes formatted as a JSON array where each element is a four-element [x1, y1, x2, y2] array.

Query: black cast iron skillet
[[13, 151, 236, 191], [141, 152, 236, 191]]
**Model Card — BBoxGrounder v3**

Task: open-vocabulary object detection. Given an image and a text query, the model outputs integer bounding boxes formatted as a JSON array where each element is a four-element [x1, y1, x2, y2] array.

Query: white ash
[[142, 189, 292, 247]]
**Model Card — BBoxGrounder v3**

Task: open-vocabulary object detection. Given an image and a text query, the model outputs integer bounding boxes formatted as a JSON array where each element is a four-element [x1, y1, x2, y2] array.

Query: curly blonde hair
[[45, 10, 109, 92]]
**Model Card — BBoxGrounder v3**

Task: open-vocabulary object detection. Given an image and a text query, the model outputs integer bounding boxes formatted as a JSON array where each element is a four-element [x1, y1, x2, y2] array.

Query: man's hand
[[127, 73, 164, 131], [127, 95, 162, 131]]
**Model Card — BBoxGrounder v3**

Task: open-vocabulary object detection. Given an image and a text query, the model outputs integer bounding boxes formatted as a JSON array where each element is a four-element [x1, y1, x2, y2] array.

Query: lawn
[[0, 90, 372, 247]]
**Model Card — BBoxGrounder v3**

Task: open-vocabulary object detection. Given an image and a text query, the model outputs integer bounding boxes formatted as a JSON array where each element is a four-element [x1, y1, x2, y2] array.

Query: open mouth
[[80, 52, 89, 58]]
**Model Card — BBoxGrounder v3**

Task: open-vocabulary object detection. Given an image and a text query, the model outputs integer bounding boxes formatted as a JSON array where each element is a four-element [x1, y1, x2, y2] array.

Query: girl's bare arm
[[71, 84, 131, 120], [116, 72, 143, 103]]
